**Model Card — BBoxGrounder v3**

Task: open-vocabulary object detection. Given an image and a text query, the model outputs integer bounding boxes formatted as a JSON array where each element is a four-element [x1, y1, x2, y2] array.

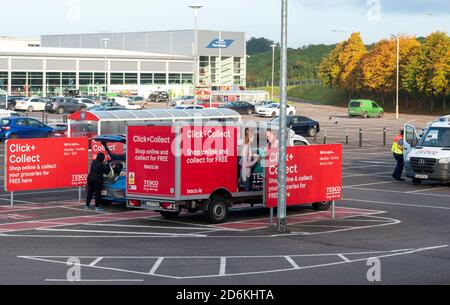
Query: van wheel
[[312, 201, 332, 211], [8, 105, 15, 111], [143, 103, 149, 109], [378, 112, 384, 118], [160, 211, 180, 219], [363, 112, 368, 119], [27, 106, 34, 112], [58, 107, 65, 114], [206, 197, 229, 224]]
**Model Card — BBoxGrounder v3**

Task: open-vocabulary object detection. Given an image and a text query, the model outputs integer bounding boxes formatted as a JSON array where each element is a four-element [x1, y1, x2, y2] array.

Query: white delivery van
[[404, 115, 450, 185], [107, 97, 142, 110]]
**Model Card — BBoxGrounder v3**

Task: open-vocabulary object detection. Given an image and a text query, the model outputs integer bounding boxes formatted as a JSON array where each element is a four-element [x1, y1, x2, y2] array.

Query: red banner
[[127, 125, 176, 197], [92, 142, 125, 161], [180, 125, 238, 196], [265, 144, 343, 208], [5, 138, 89, 192]]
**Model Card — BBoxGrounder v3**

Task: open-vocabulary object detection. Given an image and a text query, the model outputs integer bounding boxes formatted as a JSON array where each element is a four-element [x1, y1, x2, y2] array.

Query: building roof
[[0, 46, 192, 60], [68, 109, 241, 122]]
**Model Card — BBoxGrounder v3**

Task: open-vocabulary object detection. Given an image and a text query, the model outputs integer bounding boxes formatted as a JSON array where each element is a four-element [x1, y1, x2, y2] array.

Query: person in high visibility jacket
[[392, 130, 405, 181]]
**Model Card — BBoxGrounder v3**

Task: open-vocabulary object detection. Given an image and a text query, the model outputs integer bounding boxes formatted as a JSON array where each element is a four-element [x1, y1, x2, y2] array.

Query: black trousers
[[86, 178, 103, 208], [393, 153, 404, 180]]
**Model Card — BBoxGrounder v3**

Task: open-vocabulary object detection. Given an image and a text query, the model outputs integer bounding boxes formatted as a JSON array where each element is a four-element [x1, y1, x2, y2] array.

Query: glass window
[[124, 73, 138, 85], [0, 72, 8, 91], [181, 74, 193, 85], [140, 73, 153, 85], [169, 73, 181, 84], [28, 119, 44, 128], [16, 119, 28, 126], [94, 73, 106, 85], [79, 73, 94, 85], [154, 73, 167, 85], [111, 73, 124, 85]]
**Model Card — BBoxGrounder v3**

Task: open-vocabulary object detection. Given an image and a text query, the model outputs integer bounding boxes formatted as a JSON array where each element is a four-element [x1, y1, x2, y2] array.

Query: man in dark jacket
[[86, 153, 111, 211]]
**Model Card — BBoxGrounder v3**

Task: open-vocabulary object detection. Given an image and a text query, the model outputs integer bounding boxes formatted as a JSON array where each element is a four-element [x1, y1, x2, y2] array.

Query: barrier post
[[383, 128, 387, 147], [78, 187, 82, 203], [345, 128, 349, 145], [323, 129, 327, 144], [10, 192, 14, 208], [270, 208, 274, 227], [332, 201, 335, 220], [359, 129, 363, 148]]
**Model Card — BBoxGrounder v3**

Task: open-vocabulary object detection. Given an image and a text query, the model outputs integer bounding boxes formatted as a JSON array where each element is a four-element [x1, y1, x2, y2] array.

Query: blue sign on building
[[207, 39, 235, 49]]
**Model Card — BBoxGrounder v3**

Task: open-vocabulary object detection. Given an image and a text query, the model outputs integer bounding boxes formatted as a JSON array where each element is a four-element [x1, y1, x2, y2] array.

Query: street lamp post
[[391, 34, 400, 120], [189, 4, 204, 106], [277, 0, 288, 233], [271, 44, 277, 100], [102, 38, 109, 96]]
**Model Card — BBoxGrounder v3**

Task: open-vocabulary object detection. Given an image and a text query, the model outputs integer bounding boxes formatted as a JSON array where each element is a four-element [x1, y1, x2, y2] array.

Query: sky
[[2, 0, 449, 47]]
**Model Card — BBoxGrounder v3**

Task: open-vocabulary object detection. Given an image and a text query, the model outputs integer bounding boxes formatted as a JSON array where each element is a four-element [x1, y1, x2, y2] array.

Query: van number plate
[[144, 202, 160, 208], [415, 174, 428, 179]]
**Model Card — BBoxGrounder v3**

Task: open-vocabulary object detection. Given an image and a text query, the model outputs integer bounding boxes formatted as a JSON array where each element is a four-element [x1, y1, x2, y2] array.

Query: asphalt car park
[[0, 101, 448, 285]]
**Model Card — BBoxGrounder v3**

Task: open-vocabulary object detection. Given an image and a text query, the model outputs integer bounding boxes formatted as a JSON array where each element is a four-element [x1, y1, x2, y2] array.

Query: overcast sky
[[2, 0, 449, 47]]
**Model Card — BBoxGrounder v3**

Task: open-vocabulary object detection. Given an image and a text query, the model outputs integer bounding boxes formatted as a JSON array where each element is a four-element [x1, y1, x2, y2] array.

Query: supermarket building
[[0, 30, 247, 97]]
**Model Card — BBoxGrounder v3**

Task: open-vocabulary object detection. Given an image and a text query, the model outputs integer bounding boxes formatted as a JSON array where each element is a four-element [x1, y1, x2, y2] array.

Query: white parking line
[[346, 187, 450, 198], [284, 256, 300, 270], [84, 223, 224, 231], [406, 187, 450, 194], [344, 181, 397, 188], [345, 198, 450, 211], [89, 257, 103, 267], [219, 257, 227, 276], [343, 171, 392, 178], [149, 257, 164, 275], [36, 228, 208, 237]]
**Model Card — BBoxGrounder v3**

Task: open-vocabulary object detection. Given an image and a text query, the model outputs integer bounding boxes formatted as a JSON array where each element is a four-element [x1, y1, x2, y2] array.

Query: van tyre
[[27, 106, 34, 112], [378, 112, 384, 118], [58, 107, 65, 114], [160, 211, 180, 219], [206, 197, 229, 224], [312, 201, 332, 211], [363, 112, 368, 119]]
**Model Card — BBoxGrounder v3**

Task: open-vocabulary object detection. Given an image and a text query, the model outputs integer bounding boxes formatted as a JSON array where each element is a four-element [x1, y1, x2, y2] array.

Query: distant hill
[[247, 43, 336, 86]]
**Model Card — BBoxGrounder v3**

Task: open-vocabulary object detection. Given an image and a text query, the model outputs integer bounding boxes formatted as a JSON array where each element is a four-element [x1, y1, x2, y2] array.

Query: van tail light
[[161, 203, 174, 210], [128, 200, 141, 207], [2, 127, 10, 131]]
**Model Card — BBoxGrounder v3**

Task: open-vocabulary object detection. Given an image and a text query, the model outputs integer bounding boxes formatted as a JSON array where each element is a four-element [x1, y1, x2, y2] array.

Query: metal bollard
[[45, 115, 48, 125], [63, 114, 68, 124], [314, 126, 317, 142], [345, 128, 349, 145], [383, 128, 387, 147], [359, 129, 363, 148], [323, 129, 327, 144]]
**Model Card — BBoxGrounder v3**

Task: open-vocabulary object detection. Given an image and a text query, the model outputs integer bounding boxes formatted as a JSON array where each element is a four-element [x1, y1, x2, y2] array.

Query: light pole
[[391, 34, 400, 120], [277, 0, 288, 233], [102, 38, 109, 96], [189, 4, 204, 106], [271, 44, 277, 100]]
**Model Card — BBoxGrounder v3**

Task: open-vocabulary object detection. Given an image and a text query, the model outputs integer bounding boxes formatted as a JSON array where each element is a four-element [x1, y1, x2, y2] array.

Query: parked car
[[148, 91, 170, 103], [0, 96, 26, 111], [75, 98, 97, 108], [88, 105, 127, 112], [128, 96, 145, 103], [219, 101, 256, 115], [15, 97, 47, 112], [348, 99, 384, 118], [0, 110, 21, 118], [173, 105, 205, 110], [171, 96, 195, 107], [257, 103, 297, 118], [49, 124, 68, 138], [45, 97, 88, 114], [106, 97, 142, 110], [255, 100, 277, 112], [271, 115, 320, 137], [0, 117, 54, 141]]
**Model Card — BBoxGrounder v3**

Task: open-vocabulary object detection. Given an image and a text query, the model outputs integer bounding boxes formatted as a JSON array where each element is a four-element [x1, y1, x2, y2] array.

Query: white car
[[173, 105, 204, 110], [75, 98, 97, 107], [106, 97, 142, 110], [0, 110, 21, 118], [257, 103, 297, 118], [171, 96, 195, 107], [255, 100, 277, 113], [14, 97, 46, 112]]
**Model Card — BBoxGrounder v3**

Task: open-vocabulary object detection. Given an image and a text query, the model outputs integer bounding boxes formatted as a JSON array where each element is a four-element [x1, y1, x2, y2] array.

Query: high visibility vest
[[391, 135, 404, 155]]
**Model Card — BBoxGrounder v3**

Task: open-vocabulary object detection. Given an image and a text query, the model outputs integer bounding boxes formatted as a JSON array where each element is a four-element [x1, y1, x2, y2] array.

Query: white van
[[106, 97, 142, 110], [404, 115, 450, 184]]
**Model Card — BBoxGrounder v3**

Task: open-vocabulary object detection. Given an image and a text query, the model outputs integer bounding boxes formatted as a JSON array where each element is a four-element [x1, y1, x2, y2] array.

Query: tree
[[338, 33, 367, 91], [404, 32, 450, 109], [361, 36, 420, 95], [246, 37, 277, 55], [318, 42, 344, 88]]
